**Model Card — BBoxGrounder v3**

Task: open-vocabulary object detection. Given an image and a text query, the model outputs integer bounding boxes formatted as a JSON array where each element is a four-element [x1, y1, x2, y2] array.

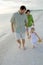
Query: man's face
[[20, 9, 26, 14]]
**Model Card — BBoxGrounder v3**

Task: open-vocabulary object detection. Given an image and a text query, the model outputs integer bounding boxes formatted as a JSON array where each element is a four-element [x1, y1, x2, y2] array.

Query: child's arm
[[35, 32, 41, 39], [35, 32, 42, 42]]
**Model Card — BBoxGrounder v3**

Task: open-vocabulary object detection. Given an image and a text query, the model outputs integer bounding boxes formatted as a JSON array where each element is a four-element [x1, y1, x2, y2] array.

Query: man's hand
[[26, 27, 28, 32]]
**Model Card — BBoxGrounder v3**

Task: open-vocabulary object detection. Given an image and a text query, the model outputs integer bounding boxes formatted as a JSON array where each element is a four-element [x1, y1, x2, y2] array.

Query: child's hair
[[25, 9, 30, 13], [31, 27, 35, 31]]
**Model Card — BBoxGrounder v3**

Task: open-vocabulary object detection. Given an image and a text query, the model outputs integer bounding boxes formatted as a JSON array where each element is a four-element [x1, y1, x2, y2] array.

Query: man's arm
[[25, 14, 28, 27], [25, 15, 28, 33], [11, 22, 14, 32], [10, 14, 15, 32]]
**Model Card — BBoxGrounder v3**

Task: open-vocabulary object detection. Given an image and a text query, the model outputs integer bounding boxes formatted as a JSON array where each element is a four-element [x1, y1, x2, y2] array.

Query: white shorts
[[25, 26, 32, 36], [25, 26, 33, 32], [27, 26, 34, 35], [14, 32, 25, 40], [28, 26, 34, 32]]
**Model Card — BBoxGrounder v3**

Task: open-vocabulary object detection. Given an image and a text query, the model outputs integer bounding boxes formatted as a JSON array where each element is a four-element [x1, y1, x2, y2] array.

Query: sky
[[0, 0, 43, 14]]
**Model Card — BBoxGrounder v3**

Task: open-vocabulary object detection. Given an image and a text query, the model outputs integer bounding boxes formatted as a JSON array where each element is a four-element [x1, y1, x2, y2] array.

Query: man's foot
[[23, 47, 26, 50], [18, 45, 21, 48], [32, 45, 36, 48], [17, 40, 21, 48]]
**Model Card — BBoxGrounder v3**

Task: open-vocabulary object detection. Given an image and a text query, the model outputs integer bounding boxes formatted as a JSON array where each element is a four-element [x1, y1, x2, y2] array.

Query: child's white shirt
[[30, 32, 38, 43]]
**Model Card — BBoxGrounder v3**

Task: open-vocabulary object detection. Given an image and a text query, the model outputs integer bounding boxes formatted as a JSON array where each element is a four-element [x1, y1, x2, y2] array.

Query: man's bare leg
[[22, 39, 25, 49], [17, 40, 21, 48]]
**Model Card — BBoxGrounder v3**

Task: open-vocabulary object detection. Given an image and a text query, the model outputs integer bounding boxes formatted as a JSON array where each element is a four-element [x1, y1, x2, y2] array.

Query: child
[[29, 27, 42, 48], [25, 10, 34, 39]]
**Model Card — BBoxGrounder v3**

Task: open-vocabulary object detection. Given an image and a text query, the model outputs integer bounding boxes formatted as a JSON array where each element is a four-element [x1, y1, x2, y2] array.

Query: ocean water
[[0, 10, 43, 38]]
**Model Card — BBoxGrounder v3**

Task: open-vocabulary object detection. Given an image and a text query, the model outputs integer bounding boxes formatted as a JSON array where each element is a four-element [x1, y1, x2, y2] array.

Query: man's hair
[[25, 9, 30, 13], [20, 5, 26, 10]]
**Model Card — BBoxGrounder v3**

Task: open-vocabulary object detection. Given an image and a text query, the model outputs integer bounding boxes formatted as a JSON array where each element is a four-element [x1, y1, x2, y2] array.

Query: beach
[[0, 10, 43, 65]]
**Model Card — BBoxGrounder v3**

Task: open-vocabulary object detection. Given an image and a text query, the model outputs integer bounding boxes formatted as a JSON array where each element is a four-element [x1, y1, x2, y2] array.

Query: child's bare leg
[[27, 31, 31, 39], [32, 43, 36, 48], [27, 31, 29, 36], [26, 29, 29, 39], [26, 27, 29, 38], [17, 40, 21, 48]]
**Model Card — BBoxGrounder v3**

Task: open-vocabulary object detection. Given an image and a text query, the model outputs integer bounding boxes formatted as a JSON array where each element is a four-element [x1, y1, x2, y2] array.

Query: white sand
[[0, 12, 43, 65]]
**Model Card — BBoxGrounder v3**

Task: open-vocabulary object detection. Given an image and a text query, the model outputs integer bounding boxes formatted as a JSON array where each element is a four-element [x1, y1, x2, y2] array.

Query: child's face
[[31, 28, 35, 32], [27, 12, 30, 15]]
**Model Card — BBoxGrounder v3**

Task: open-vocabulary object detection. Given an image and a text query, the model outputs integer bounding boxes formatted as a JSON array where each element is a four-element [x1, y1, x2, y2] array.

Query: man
[[10, 6, 28, 49], [25, 10, 34, 38]]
